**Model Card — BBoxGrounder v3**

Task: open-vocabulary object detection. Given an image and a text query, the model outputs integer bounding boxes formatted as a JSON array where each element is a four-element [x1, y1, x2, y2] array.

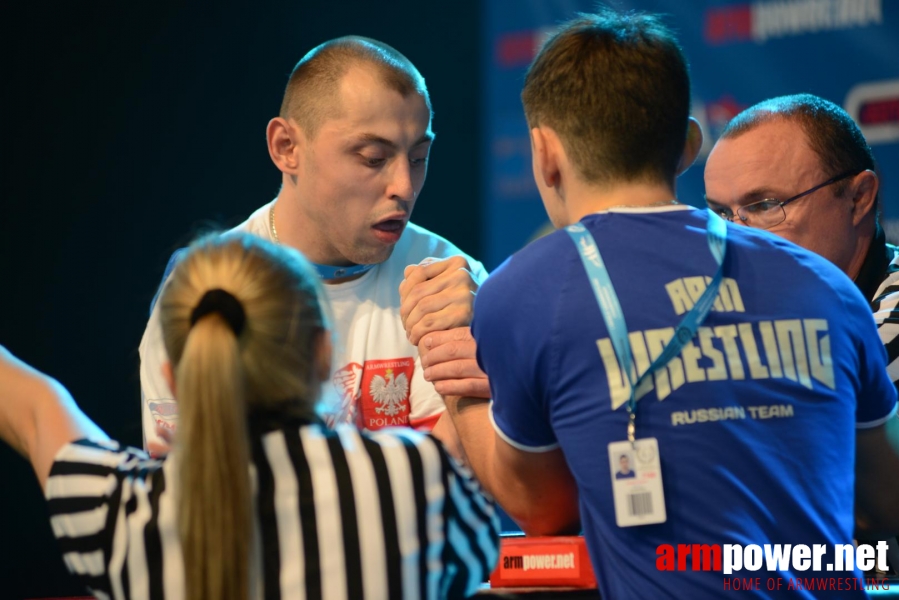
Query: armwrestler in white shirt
[[139, 36, 485, 453]]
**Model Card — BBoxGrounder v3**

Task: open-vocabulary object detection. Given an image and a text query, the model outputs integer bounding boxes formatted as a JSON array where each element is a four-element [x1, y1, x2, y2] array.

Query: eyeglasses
[[711, 170, 860, 229]]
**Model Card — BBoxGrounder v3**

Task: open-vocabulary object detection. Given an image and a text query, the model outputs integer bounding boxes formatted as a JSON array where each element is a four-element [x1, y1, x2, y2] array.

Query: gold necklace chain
[[269, 203, 279, 244]]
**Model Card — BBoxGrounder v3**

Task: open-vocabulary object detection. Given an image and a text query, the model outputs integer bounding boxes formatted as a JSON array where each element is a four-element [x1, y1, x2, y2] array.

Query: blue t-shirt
[[473, 207, 897, 598]]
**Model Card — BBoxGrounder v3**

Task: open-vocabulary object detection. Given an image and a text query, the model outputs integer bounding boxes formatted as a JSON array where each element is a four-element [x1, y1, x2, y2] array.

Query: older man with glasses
[[704, 92, 899, 575], [705, 93, 896, 383]]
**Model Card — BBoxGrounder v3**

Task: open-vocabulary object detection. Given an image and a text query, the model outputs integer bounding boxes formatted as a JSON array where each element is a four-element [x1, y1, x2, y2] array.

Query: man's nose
[[388, 159, 415, 202]]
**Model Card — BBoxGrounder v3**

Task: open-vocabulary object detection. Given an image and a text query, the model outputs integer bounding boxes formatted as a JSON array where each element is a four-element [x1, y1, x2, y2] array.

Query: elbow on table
[[507, 504, 581, 538]]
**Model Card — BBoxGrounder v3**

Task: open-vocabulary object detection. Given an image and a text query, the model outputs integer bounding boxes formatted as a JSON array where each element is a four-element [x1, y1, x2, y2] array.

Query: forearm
[[0, 347, 47, 458], [445, 395, 580, 536], [443, 396, 495, 484], [429, 411, 470, 466], [0, 346, 107, 489], [32, 380, 109, 486]]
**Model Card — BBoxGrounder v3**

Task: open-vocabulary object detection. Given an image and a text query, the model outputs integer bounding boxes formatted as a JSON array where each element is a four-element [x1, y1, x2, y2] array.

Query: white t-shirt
[[139, 201, 487, 449]]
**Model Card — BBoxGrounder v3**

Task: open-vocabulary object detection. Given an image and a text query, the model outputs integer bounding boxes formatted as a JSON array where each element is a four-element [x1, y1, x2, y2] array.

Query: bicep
[[0, 347, 107, 490], [33, 380, 109, 490]]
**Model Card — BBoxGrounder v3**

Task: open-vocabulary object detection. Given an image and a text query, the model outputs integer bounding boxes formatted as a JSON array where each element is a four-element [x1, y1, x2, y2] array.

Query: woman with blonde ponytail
[[0, 232, 499, 599], [170, 297, 253, 600]]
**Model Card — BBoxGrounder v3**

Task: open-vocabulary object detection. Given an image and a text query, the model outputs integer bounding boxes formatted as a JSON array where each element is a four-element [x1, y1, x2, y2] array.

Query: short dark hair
[[521, 9, 691, 186], [720, 94, 877, 197], [280, 36, 431, 138]]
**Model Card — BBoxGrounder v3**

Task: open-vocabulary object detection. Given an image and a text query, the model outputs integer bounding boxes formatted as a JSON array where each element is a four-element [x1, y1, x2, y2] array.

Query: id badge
[[608, 438, 666, 527]]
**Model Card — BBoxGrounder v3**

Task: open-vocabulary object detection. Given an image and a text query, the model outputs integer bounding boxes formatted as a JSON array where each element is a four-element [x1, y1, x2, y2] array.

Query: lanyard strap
[[312, 262, 376, 280], [565, 209, 727, 439]]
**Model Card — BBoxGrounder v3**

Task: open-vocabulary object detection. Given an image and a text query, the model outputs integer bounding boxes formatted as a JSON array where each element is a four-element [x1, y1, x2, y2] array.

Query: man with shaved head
[[139, 37, 484, 452]]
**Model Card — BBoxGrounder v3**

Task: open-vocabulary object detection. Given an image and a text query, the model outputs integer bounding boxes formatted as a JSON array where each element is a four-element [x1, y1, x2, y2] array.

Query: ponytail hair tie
[[190, 289, 246, 336]]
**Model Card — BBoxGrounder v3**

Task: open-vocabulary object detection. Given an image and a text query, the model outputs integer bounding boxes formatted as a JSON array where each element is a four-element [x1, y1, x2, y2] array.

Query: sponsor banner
[[490, 535, 597, 588], [482, 0, 899, 269], [845, 79, 899, 143], [705, 0, 884, 45]]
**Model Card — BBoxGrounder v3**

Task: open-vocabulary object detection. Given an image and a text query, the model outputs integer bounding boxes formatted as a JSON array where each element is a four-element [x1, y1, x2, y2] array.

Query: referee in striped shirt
[[0, 233, 499, 599]]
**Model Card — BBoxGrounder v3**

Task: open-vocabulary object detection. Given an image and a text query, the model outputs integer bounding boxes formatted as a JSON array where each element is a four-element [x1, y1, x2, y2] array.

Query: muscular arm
[[429, 411, 469, 465], [0, 346, 108, 490], [444, 395, 581, 536], [855, 415, 899, 536], [423, 312, 579, 533]]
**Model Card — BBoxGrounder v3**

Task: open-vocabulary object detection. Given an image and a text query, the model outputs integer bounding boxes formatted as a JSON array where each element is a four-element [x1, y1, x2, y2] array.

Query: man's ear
[[530, 126, 562, 190], [266, 117, 304, 175], [850, 169, 880, 226], [675, 117, 704, 177], [161, 361, 176, 398]]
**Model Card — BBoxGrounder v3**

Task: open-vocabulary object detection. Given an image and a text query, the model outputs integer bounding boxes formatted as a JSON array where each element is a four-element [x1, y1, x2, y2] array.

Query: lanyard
[[565, 209, 727, 444], [312, 263, 376, 280], [147, 249, 376, 317]]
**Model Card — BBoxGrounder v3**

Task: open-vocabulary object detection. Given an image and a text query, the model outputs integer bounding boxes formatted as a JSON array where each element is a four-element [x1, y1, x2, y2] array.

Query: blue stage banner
[[482, 0, 899, 270]]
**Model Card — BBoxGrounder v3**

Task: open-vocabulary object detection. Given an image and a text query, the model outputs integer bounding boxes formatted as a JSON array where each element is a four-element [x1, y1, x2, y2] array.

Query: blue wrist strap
[[565, 209, 728, 418]]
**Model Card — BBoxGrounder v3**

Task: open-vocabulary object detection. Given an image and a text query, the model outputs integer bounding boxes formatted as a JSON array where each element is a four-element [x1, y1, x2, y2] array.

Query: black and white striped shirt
[[45, 424, 500, 599], [862, 235, 899, 573], [850, 228, 899, 393], [870, 241, 899, 390]]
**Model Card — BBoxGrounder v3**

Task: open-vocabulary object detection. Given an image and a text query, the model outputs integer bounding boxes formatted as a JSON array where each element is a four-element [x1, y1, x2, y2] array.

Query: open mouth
[[371, 218, 406, 244]]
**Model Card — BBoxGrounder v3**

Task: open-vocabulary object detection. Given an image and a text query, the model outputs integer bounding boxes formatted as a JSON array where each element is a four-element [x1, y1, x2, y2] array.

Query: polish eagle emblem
[[369, 368, 409, 416]]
